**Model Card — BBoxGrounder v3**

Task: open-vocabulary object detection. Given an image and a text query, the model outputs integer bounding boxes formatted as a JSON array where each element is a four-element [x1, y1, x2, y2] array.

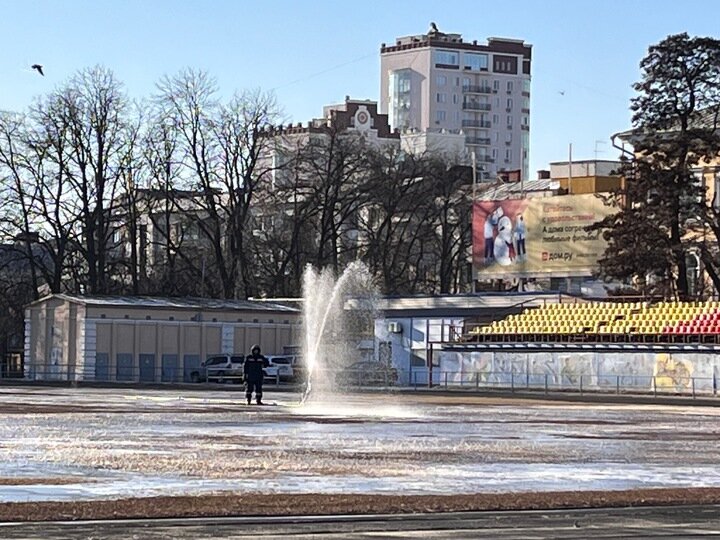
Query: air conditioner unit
[[387, 321, 403, 334]]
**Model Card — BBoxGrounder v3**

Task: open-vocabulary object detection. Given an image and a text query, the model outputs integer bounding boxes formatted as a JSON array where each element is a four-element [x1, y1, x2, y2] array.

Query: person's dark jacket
[[244, 352, 269, 382]]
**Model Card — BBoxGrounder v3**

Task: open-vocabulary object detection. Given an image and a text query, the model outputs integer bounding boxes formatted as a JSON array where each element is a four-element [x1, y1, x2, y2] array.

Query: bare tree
[[155, 70, 280, 298], [358, 146, 436, 293], [424, 158, 473, 294]]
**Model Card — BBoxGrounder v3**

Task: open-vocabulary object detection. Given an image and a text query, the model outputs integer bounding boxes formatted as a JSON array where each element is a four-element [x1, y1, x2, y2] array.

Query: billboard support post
[[471, 151, 477, 294], [568, 143, 573, 194]]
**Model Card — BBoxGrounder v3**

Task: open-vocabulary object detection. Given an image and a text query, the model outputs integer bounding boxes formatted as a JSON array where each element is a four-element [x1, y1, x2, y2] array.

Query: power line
[[271, 51, 377, 92]]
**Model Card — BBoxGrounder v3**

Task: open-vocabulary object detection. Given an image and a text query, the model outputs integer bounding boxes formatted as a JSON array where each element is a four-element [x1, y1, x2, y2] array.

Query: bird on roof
[[31, 64, 44, 76], [429, 22, 439, 33]]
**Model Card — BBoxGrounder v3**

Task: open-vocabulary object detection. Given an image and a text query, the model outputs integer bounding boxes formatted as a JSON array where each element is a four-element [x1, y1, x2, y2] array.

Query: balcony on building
[[462, 102, 491, 111], [461, 119, 491, 128], [462, 120, 491, 129], [465, 137, 491, 146], [462, 85, 493, 94]]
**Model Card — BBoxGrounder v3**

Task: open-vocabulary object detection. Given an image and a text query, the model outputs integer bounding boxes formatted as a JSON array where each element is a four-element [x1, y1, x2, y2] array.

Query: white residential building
[[380, 24, 531, 181]]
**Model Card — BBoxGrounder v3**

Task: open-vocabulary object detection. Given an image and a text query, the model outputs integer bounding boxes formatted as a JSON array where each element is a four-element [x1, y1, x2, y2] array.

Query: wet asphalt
[[2, 505, 720, 539]]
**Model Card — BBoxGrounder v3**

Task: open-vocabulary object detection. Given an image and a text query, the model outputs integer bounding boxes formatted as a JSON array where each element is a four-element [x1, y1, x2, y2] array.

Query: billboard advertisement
[[472, 194, 614, 277]]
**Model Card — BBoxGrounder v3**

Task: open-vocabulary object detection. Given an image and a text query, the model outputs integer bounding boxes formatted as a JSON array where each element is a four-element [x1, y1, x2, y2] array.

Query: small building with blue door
[[23, 294, 299, 382]]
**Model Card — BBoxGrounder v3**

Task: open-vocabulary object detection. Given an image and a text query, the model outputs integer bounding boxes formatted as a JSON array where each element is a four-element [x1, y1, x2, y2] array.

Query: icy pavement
[[2, 387, 720, 502]]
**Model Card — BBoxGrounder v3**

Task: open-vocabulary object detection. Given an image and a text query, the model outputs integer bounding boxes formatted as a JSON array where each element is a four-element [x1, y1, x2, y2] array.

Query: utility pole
[[471, 151, 477, 202], [594, 140, 606, 160], [520, 145, 525, 198], [471, 151, 477, 294], [568, 143, 573, 195]]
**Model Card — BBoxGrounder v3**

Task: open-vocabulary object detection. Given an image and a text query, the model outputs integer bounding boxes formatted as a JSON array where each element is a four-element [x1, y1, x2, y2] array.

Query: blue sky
[[2, 0, 720, 174]]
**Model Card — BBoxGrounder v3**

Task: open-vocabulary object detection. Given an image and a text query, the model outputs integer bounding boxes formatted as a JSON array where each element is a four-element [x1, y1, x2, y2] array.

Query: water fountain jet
[[300, 262, 376, 404]]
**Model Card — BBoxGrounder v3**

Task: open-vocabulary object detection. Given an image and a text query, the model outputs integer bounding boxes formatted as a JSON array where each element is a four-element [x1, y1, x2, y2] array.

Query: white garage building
[[24, 294, 300, 382]]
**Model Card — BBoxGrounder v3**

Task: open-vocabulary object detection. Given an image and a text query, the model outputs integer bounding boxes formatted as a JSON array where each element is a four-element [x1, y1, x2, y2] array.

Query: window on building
[[492, 114, 499, 124], [505, 133, 512, 143], [452, 94, 458, 104], [455, 77, 460, 86], [464, 52, 489, 71], [506, 98, 513, 110], [507, 81, 513, 93], [493, 132, 499, 142], [393, 70, 411, 93], [523, 115, 529, 126], [434, 49, 459, 67], [522, 79, 531, 93], [492, 148, 498, 159], [389, 69, 412, 130], [462, 77, 471, 88], [505, 149, 512, 161], [493, 80, 500, 91], [436, 75, 447, 86], [685, 170, 705, 206], [507, 115, 513, 127], [435, 110, 447, 123], [493, 55, 517, 74], [436, 93, 447, 103]]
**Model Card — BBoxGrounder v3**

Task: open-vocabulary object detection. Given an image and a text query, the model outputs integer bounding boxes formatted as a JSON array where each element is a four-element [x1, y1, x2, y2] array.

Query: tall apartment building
[[380, 25, 532, 181]]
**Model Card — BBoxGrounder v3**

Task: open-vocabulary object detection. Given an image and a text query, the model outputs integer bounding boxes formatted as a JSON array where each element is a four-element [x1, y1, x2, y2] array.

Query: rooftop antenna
[[594, 140, 606, 160]]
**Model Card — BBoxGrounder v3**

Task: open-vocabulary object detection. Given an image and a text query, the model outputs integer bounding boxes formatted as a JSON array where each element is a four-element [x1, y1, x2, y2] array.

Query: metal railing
[[407, 369, 718, 398], [462, 85, 493, 94], [466, 137, 491, 145], [11, 366, 719, 399], [461, 119, 491, 128], [462, 102, 491, 111], [16, 366, 300, 387], [462, 331, 720, 345]]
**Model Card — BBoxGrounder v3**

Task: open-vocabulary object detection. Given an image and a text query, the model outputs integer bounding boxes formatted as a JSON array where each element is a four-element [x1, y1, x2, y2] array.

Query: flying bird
[[31, 64, 44, 76], [558, 90, 565, 96]]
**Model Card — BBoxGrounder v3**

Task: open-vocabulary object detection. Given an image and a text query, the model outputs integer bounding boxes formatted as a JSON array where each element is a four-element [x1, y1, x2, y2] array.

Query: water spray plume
[[300, 262, 376, 404]]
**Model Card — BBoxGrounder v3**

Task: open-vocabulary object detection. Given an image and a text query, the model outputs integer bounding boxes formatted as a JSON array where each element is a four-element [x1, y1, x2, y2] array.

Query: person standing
[[244, 345, 269, 405], [483, 212, 496, 261], [515, 214, 527, 260]]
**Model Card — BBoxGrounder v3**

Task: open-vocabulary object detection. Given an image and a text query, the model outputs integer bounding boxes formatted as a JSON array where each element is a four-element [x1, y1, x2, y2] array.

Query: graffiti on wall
[[653, 353, 693, 392], [437, 350, 716, 394]]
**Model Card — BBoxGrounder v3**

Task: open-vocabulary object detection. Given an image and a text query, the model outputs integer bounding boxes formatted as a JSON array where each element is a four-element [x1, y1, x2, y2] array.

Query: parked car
[[190, 355, 245, 383], [266, 355, 305, 382], [334, 361, 398, 387]]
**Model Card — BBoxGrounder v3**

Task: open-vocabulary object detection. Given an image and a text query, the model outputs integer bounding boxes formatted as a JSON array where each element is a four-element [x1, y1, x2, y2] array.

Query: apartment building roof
[[381, 25, 532, 59]]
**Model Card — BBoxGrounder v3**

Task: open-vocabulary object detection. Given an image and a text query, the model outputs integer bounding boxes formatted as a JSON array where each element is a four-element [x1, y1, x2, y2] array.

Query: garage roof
[[29, 294, 299, 313]]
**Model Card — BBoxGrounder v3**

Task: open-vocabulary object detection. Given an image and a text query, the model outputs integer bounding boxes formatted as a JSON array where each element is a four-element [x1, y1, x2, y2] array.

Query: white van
[[266, 355, 304, 382]]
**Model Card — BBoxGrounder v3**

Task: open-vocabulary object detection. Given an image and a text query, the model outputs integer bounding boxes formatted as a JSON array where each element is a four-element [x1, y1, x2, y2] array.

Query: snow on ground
[[1, 387, 720, 502]]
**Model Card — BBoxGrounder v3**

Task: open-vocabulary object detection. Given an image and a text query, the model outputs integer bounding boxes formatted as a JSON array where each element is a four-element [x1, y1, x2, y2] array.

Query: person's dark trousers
[[246, 379, 263, 404], [517, 238, 526, 256], [484, 238, 494, 259]]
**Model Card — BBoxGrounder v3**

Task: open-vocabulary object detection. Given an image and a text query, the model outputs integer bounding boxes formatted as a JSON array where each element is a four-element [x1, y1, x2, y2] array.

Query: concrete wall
[[25, 297, 86, 381], [437, 349, 720, 394]]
